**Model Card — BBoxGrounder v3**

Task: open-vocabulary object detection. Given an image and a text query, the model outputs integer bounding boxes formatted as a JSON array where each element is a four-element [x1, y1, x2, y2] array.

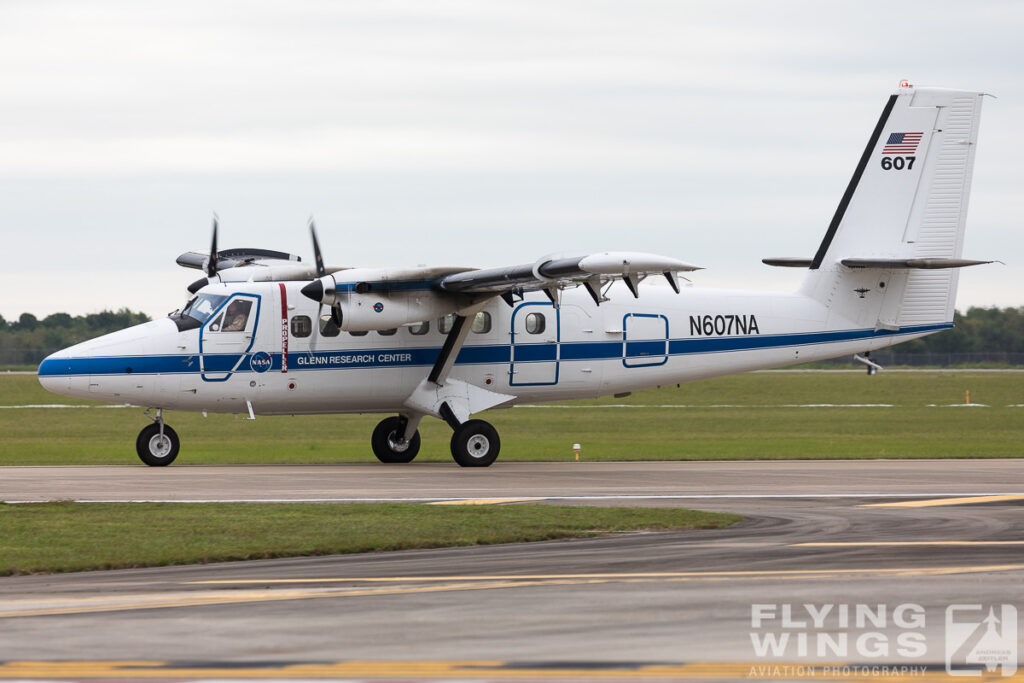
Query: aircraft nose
[[37, 349, 72, 395]]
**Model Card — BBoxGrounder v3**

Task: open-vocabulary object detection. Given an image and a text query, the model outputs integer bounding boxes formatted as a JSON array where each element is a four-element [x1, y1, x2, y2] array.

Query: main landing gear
[[450, 419, 500, 467], [370, 310, 508, 468], [370, 415, 501, 467], [136, 408, 180, 466], [371, 416, 421, 463]]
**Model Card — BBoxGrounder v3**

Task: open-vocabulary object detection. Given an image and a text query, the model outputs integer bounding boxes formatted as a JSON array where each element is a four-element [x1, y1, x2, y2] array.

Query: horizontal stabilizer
[[762, 257, 813, 268], [840, 258, 993, 269], [764, 257, 991, 270]]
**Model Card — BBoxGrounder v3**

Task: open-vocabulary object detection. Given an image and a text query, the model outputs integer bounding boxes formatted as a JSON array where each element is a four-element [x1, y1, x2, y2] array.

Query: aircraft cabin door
[[622, 313, 669, 367], [199, 294, 262, 381], [509, 302, 559, 386]]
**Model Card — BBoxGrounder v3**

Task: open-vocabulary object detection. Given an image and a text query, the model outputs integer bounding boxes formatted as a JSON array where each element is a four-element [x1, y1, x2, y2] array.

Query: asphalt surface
[[2, 459, 1023, 502], [1, 460, 1023, 681]]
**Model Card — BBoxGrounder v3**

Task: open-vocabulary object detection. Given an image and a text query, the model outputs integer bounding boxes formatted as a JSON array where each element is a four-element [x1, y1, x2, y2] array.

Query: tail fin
[[800, 85, 986, 330]]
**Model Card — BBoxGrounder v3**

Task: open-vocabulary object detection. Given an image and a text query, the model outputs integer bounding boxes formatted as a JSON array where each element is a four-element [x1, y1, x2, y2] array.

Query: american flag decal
[[882, 132, 923, 154]]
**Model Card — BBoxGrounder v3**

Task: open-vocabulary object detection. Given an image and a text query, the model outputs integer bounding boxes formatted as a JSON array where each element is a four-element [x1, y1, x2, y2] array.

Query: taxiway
[[1, 460, 1022, 680]]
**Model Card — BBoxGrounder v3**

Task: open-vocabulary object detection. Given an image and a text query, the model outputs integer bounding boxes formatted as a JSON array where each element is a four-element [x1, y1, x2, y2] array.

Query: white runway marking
[[4, 492, 1024, 504], [0, 404, 133, 409]]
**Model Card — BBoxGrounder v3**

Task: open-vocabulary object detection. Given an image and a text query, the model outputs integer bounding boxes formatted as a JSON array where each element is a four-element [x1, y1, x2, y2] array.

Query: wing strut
[[428, 315, 471, 386], [401, 305, 515, 437]]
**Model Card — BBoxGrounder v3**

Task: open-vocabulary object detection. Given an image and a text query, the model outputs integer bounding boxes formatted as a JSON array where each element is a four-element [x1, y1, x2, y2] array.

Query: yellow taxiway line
[[0, 660, 1019, 681], [4, 566, 1023, 619], [861, 494, 1024, 508], [189, 564, 1024, 585]]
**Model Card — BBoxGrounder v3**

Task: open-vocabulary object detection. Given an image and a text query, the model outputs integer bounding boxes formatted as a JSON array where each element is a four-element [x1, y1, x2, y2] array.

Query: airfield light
[[573, 443, 581, 461]]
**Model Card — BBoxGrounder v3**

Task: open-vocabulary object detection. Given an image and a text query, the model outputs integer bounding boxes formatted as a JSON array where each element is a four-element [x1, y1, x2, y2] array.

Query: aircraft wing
[[437, 251, 703, 302], [176, 248, 305, 272]]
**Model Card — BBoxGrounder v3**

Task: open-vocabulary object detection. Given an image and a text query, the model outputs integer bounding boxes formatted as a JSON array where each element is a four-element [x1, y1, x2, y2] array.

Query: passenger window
[[222, 300, 253, 332], [377, 328, 397, 336], [319, 314, 340, 337], [408, 321, 429, 335], [349, 330, 368, 337], [525, 312, 546, 335], [471, 311, 491, 334], [290, 315, 312, 338], [438, 314, 455, 334]]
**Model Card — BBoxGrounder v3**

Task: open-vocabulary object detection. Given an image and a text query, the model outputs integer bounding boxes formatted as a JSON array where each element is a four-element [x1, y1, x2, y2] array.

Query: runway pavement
[[2, 459, 1023, 502], [1, 460, 1023, 681]]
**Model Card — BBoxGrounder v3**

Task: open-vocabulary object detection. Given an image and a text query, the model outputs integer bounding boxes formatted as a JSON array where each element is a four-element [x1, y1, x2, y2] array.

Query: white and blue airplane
[[39, 84, 991, 467]]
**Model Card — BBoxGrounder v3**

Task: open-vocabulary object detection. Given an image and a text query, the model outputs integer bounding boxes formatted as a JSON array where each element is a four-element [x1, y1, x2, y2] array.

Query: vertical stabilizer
[[801, 85, 985, 330]]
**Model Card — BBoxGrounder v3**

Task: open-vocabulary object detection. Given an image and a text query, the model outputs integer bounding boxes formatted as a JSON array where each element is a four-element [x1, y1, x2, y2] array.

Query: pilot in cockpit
[[222, 301, 250, 331]]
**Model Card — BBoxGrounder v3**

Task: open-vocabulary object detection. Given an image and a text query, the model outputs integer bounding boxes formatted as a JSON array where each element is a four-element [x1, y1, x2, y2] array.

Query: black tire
[[450, 419, 500, 467], [136, 423, 180, 466], [371, 416, 421, 463]]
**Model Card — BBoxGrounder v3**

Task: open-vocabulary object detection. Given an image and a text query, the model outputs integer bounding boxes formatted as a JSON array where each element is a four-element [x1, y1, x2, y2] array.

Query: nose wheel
[[136, 422, 180, 466]]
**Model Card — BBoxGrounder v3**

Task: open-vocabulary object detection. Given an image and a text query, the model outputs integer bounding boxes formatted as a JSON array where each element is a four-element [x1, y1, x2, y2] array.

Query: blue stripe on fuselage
[[37, 323, 951, 377]]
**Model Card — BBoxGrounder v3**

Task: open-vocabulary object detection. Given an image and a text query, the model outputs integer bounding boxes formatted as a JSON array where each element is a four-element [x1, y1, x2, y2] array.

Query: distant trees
[[895, 307, 1024, 354], [1, 305, 1022, 367], [0, 309, 151, 366]]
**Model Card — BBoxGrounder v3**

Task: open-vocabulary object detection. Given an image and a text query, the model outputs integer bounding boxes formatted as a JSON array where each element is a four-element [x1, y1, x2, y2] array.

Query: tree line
[[1, 306, 1022, 366], [0, 309, 151, 366], [896, 306, 1024, 354]]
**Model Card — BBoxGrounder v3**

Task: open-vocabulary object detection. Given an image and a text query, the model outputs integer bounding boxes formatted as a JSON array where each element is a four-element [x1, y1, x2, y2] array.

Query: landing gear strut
[[137, 409, 180, 466], [371, 308, 511, 467], [371, 416, 421, 463]]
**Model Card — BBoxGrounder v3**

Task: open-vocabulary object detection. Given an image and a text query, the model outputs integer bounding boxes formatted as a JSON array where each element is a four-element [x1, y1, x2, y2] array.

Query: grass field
[[2, 371, 1023, 465], [0, 502, 739, 575]]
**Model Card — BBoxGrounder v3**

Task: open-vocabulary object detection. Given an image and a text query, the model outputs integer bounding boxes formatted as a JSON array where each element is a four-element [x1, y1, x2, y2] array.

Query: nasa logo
[[373, 302, 384, 313], [249, 351, 273, 373]]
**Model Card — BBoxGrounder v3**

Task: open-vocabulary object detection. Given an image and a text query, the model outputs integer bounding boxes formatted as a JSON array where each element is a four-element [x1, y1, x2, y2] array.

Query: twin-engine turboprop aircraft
[[39, 84, 992, 467]]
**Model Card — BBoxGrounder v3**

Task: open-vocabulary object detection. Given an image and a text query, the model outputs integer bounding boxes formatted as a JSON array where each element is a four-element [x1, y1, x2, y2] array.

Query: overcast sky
[[1, 0, 1021, 320]]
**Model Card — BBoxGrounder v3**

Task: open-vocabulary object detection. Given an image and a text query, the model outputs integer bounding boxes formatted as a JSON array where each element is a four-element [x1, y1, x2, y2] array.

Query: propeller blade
[[205, 214, 219, 278], [309, 218, 326, 278]]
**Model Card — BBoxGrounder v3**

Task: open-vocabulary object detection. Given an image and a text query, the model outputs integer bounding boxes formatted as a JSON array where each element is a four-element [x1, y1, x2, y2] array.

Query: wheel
[[371, 416, 421, 463], [136, 423, 180, 466], [450, 419, 500, 467]]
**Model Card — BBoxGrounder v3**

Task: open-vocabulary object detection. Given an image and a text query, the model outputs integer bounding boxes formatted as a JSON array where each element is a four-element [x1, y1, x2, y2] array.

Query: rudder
[[800, 85, 986, 329]]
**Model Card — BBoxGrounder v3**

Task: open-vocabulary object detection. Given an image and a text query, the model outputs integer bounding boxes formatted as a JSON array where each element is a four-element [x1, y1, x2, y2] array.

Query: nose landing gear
[[137, 408, 180, 466]]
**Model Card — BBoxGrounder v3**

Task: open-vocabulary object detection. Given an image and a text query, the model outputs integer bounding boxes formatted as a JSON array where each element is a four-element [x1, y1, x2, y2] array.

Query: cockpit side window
[[181, 294, 227, 324], [220, 300, 253, 332], [172, 293, 228, 332]]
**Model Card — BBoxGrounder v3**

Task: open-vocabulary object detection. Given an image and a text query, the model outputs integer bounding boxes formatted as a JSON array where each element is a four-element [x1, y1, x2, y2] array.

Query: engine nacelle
[[333, 291, 460, 331], [301, 271, 467, 332]]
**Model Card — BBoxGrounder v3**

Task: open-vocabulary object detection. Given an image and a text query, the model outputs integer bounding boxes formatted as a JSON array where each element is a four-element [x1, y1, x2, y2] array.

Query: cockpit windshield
[[180, 294, 227, 324]]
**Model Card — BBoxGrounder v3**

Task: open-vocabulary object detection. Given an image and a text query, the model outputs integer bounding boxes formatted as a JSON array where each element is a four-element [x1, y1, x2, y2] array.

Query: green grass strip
[[4, 372, 1024, 463], [0, 502, 740, 576]]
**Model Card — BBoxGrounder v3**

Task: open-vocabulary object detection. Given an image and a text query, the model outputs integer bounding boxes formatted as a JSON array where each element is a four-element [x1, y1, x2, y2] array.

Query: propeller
[[205, 214, 219, 278], [187, 214, 220, 294], [305, 218, 343, 327]]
